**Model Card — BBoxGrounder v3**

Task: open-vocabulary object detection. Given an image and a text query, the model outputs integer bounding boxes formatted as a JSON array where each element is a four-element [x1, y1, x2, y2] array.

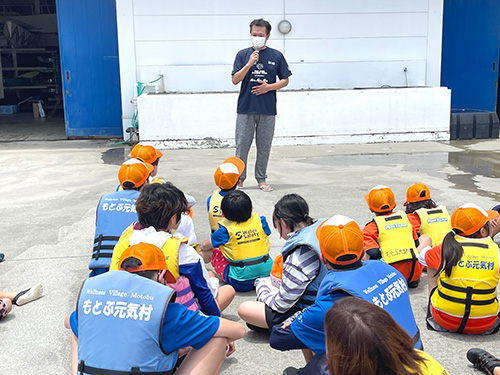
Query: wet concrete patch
[[101, 148, 127, 165], [294, 149, 500, 201], [448, 151, 500, 201]]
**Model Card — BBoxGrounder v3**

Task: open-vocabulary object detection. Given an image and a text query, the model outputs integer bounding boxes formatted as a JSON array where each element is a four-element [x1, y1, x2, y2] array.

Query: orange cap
[[118, 243, 176, 283], [131, 144, 163, 164], [316, 215, 364, 265], [451, 203, 499, 236], [118, 158, 154, 188], [404, 183, 431, 206], [365, 185, 396, 213], [214, 157, 245, 189]]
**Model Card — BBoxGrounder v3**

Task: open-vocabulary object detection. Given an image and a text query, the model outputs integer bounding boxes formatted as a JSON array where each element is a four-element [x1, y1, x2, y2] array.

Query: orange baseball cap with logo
[[404, 183, 431, 206], [131, 144, 163, 164], [451, 203, 499, 236], [214, 157, 245, 190], [118, 242, 176, 283], [365, 185, 396, 213], [118, 158, 154, 188], [316, 215, 365, 266]]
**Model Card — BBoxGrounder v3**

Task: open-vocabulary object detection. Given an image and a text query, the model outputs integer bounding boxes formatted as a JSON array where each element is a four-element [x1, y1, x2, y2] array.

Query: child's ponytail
[[435, 231, 464, 278], [435, 222, 490, 278]]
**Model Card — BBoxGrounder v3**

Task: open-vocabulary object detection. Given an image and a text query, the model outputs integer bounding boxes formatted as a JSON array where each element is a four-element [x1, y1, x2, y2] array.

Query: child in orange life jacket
[[207, 157, 245, 234], [363, 185, 431, 288], [404, 183, 451, 247], [201, 190, 273, 292], [418, 203, 500, 334]]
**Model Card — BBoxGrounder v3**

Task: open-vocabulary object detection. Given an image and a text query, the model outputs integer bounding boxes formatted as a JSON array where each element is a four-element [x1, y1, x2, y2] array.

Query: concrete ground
[[1, 138, 500, 375]]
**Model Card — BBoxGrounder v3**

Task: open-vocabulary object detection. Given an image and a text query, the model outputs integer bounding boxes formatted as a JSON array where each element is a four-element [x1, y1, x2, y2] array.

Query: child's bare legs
[[0, 284, 43, 307], [0, 291, 16, 300], [217, 285, 235, 312], [302, 349, 314, 362], [426, 267, 439, 294], [208, 271, 235, 312], [175, 337, 228, 375], [238, 301, 268, 328], [200, 249, 213, 264]]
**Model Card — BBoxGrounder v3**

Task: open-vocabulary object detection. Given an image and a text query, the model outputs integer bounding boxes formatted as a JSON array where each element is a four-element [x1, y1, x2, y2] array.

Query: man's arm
[[232, 50, 259, 85], [251, 78, 289, 96]]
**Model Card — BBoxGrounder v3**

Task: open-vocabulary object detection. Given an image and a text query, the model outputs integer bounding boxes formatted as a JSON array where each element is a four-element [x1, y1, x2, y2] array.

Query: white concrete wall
[[116, 0, 447, 144], [138, 87, 451, 148]]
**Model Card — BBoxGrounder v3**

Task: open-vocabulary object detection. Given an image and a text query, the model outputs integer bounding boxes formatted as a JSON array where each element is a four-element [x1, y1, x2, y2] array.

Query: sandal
[[258, 183, 273, 192], [467, 348, 500, 375], [12, 284, 43, 306]]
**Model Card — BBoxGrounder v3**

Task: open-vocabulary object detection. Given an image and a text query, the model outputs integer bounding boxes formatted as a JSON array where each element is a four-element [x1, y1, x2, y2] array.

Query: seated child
[[404, 183, 451, 246], [270, 215, 422, 375], [65, 243, 246, 375], [131, 143, 199, 250], [90, 158, 153, 277], [419, 203, 500, 334], [110, 182, 234, 315], [201, 190, 273, 292], [363, 185, 430, 288], [207, 157, 245, 233]]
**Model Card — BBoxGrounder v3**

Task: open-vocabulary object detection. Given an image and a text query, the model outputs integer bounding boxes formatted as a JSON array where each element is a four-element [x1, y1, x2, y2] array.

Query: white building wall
[[116, 0, 447, 145]]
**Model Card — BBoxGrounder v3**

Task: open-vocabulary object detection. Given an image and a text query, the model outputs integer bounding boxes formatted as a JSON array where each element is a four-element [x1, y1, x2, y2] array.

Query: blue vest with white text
[[281, 219, 328, 308], [319, 260, 422, 349], [77, 271, 176, 374], [90, 190, 140, 270]]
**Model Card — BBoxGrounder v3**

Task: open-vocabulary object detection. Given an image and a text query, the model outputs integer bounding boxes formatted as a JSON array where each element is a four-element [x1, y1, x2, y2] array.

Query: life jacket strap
[[411, 328, 422, 349], [440, 280, 496, 295], [427, 209, 443, 215], [92, 234, 120, 260], [78, 361, 173, 375], [438, 284, 497, 334], [228, 254, 270, 268]]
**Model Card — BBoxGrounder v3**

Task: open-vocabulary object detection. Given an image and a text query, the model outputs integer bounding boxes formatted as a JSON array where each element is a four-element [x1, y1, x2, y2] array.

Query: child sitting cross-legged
[[201, 190, 273, 292]]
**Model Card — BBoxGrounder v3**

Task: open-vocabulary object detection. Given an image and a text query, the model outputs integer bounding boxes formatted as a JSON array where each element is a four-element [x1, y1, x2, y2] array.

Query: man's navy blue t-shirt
[[232, 46, 292, 116]]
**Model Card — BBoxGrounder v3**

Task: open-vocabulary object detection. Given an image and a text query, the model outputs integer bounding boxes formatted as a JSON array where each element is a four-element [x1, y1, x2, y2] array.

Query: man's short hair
[[250, 18, 271, 35]]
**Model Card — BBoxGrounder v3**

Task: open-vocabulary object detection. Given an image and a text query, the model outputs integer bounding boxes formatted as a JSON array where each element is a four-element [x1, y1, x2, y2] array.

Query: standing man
[[232, 18, 292, 192]]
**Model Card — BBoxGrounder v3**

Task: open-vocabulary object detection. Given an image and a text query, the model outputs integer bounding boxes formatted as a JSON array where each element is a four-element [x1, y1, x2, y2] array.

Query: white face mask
[[251, 36, 266, 50]]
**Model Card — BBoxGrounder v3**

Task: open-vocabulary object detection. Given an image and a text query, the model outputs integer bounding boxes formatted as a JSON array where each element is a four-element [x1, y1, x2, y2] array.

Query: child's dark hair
[[273, 194, 314, 231], [120, 257, 157, 280], [324, 257, 363, 271], [221, 190, 252, 223], [436, 222, 490, 277], [220, 184, 238, 193], [405, 199, 437, 214], [135, 182, 188, 230], [122, 181, 145, 190]]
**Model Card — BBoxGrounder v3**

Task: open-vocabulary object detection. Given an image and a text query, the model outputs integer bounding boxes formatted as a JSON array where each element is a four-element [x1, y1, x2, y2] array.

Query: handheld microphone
[[253, 47, 259, 65]]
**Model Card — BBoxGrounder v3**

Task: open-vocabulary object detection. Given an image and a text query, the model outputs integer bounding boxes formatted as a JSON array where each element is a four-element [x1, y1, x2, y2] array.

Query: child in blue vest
[[206, 156, 245, 234], [201, 190, 273, 292], [270, 215, 422, 375], [65, 242, 246, 375], [90, 158, 153, 277]]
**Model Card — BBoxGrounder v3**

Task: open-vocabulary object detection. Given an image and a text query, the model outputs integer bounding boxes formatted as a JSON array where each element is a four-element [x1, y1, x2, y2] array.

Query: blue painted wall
[[441, 0, 500, 113], [56, 0, 122, 137]]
